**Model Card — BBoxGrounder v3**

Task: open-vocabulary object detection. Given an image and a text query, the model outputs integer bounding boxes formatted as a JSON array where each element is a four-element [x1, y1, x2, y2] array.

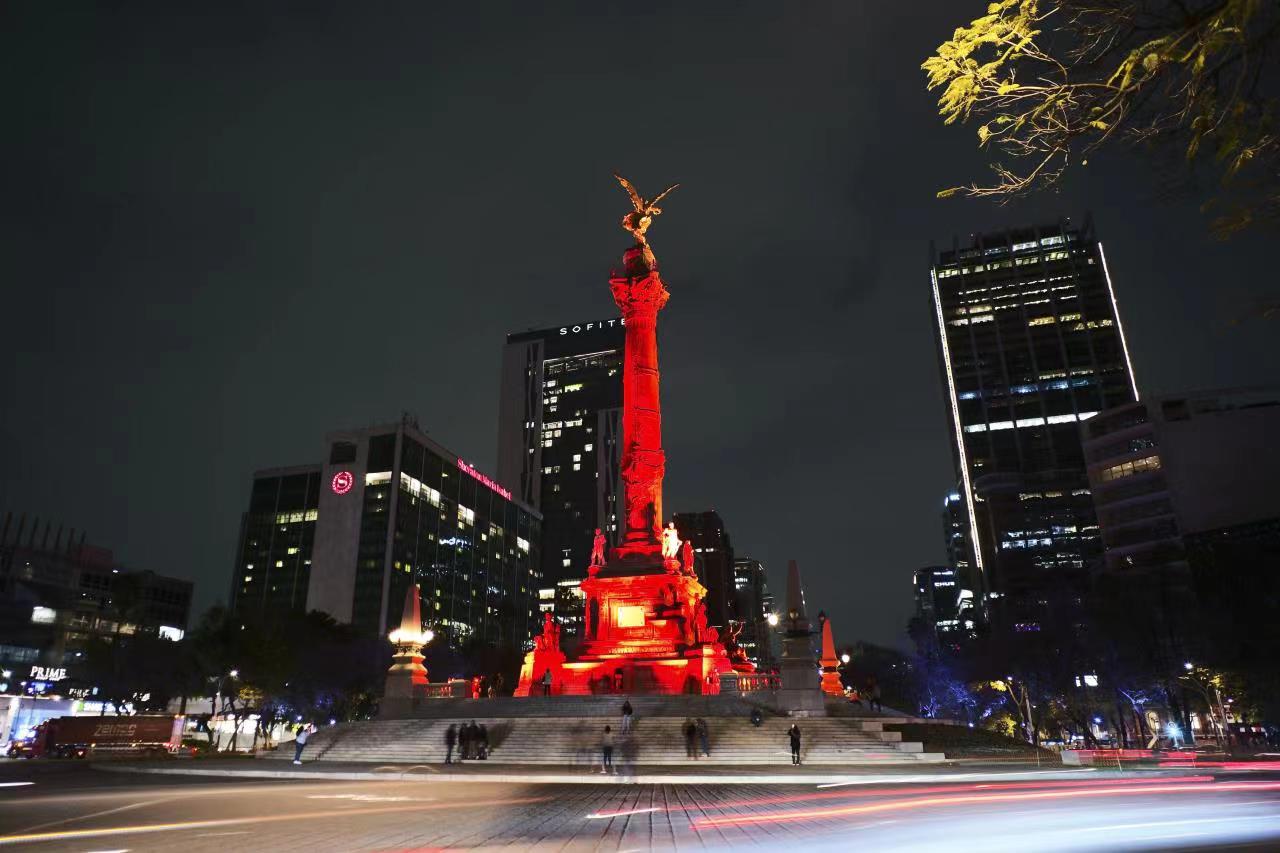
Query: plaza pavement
[[97, 756, 1121, 786]]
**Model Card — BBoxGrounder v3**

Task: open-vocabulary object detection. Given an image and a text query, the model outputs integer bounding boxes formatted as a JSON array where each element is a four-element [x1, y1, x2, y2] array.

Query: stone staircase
[[276, 713, 945, 766]]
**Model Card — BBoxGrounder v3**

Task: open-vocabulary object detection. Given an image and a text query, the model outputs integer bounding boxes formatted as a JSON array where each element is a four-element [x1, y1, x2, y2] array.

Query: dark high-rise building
[[931, 218, 1138, 628], [0, 513, 193, 666], [673, 511, 735, 630], [496, 319, 625, 588], [911, 566, 963, 650], [732, 557, 772, 665], [230, 466, 321, 621], [1083, 387, 1280, 666], [231, 417, 543, 647]]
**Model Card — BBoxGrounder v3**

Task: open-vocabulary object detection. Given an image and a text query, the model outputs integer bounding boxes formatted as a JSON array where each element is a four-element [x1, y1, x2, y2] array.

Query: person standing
[[459, 721, 472, 761], [601, 725, 615, 773], [477, 723, 490, 760], [696, 718, 710, 757], [684, 719, 698, 759], [292, 722, 316, 765], [541, 669, 553, 697], [444, 723, 457, 765], [621, 699, 634, 734], [788, 723, 802, 765], [867, 676, 883, 713]]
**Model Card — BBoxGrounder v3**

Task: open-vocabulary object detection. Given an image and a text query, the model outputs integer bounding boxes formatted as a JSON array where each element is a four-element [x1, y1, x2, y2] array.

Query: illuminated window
[[458, 506, 475, 525], [517, 537, 530, 553], [31, 606, 56, 624], [584, 444, 593, 452], [1099, 454, 1162, 482]]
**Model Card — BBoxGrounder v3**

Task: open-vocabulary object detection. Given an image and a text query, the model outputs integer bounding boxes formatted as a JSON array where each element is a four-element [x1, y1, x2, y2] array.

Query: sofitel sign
[[559, 318, 624, 335]]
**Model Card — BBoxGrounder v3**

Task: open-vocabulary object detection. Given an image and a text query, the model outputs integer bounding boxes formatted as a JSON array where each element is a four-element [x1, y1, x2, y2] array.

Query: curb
[[93, 763, 1109, 787]]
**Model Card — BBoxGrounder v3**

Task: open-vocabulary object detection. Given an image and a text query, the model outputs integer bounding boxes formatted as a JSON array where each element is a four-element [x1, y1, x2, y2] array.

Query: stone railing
[[719, 671, 781, 695], [420, 679, 469, 699]]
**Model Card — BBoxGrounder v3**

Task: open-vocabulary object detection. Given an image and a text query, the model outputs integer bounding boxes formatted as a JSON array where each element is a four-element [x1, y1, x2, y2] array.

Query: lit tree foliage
[[922, 0, 1280, 234]]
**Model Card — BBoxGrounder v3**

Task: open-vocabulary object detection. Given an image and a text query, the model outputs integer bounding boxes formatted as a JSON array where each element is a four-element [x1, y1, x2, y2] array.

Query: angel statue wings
[[614, 174, 679, 268]]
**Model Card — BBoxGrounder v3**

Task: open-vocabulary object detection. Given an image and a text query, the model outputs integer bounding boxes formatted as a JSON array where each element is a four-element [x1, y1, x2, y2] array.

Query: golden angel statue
[[614, 173, 679, 268]]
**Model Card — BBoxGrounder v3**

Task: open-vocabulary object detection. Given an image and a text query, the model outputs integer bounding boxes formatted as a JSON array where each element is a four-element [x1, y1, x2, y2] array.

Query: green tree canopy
[[923, 0, 1280, 235]]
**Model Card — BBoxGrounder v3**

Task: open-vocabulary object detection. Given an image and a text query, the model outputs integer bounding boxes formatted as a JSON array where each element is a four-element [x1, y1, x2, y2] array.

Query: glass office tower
[[496, 319, 625, 589], [931, 218, 1138, 629]]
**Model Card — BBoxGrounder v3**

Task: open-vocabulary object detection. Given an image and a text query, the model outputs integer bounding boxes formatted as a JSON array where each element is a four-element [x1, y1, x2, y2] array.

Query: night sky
[[3, 2, 1276, 648]]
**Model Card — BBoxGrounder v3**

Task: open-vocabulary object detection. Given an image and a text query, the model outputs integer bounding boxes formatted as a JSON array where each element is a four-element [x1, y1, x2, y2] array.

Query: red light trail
[[691, 780, 1280, 830]]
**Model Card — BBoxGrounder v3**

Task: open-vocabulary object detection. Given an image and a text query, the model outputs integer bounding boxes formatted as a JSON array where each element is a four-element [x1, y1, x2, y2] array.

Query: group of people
[[682, 717, 711, 758], [444, 721, 490, 763]]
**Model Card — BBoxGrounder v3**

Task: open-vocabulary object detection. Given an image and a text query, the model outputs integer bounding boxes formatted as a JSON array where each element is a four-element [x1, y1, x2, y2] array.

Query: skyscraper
[[732, 556, 773, 665], [496, 319, 625, 590], [230, 465, 321, 621], [231, 417, 542, 647], [673, 511, 735, 630], [931, 218, 1138, 629]]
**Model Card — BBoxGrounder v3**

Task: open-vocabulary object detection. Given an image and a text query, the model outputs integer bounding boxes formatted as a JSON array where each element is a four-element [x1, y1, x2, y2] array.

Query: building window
[[1099, 455, 1162, 483]]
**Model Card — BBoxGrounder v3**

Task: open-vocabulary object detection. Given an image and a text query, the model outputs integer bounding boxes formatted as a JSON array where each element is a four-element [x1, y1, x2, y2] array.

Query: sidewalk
[[94, 757, 1142, 786]]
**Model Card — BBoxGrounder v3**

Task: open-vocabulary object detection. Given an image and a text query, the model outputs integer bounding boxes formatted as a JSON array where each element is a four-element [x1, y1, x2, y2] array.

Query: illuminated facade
[[232, 417, 542, 646], [496, 321, 624, 599], [230, 465, 321, 620], [931, 218, 1137, 628], [514, 226, 740, 695]]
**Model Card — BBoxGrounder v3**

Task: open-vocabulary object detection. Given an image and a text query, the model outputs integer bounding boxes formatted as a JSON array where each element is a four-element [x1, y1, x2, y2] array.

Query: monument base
[[514, 556, 742, 696]]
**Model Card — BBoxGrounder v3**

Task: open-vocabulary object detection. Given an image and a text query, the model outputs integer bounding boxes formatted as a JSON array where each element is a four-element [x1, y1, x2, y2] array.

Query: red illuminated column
[[611, 247, 670, 562]]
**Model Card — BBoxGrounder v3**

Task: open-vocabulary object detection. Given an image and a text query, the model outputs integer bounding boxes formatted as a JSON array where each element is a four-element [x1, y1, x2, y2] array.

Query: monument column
[[611, 249, 669, 563]]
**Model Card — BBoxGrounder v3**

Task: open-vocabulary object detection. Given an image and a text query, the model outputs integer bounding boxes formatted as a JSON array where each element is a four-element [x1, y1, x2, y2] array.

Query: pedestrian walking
[[477, 723, 489, 760], [541, 669, 553, 696], [867, 676, 883, 712], [750, 707, 764, 727], [696, 717, 710, 757], [684, 718, 698, 759], [621, 699, 634, 734], [601, 725, 615, 773], [466, 720, 481, 760], [788, 723, 802, 765], [444, 723, 457, 764], [292, 721, 316, 765]]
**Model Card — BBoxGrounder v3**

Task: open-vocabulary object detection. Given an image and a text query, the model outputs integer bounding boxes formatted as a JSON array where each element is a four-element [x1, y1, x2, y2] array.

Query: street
[[0, 762, 1278, 851]]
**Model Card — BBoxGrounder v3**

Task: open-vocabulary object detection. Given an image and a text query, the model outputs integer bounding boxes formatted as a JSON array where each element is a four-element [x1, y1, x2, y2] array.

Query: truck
[[8, 715, 182, 759]]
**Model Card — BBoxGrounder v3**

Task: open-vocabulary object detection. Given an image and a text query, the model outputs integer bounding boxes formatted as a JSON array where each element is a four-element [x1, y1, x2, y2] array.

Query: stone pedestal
[[774, 560, 826, 715]]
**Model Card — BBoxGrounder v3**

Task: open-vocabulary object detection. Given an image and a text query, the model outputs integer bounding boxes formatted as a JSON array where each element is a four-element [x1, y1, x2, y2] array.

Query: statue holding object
[[661, 522, 681, 562]]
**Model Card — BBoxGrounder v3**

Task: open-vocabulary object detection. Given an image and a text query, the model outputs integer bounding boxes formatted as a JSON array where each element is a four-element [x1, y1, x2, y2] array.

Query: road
[[0, 762, 1278, 851]]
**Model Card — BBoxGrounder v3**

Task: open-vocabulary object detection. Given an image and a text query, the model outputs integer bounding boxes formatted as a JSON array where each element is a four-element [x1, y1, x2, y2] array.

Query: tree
[[922, 0, 1280, 235]]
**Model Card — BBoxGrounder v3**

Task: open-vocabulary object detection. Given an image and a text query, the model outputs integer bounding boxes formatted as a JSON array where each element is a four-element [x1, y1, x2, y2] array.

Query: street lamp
[[840, 653, 851, 664], [1183, 661, 1194, 671], [229, 669, 239, 678], [766, 613, 779, 627]]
